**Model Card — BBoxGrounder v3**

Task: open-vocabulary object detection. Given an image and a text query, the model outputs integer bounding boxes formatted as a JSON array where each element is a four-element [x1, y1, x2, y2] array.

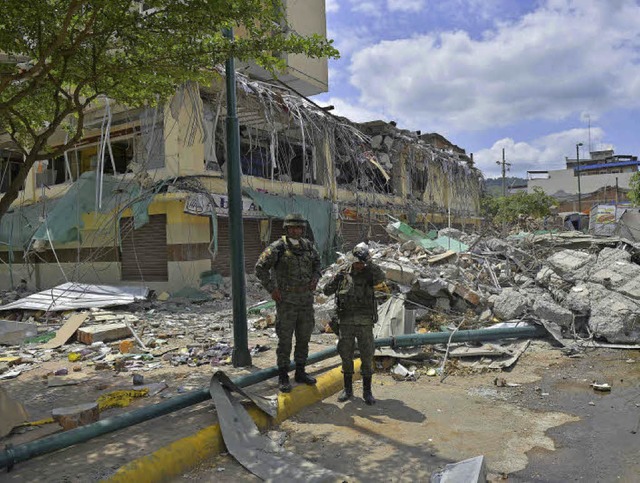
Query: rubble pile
[[320, 222, 640, 348]]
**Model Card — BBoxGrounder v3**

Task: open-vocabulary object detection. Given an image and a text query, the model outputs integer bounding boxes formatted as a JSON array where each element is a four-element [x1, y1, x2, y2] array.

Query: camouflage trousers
[[275, 301, 315, 369], [337, 319, 375, 377]]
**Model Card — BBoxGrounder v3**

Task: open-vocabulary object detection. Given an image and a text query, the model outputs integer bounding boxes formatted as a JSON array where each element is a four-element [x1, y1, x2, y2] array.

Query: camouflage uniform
[[324, 253, 385, 404], [255, 218, 321, 391], [323, 262, 385, 377]]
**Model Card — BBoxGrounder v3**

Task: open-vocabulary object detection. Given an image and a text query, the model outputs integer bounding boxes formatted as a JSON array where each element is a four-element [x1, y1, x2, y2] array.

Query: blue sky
[[313, 0, 640, 178]]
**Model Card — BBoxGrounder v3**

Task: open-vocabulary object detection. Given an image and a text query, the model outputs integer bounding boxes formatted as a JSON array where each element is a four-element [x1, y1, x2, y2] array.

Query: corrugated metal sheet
[[0, 283, 149, 311], [120, 214, 168, 282]]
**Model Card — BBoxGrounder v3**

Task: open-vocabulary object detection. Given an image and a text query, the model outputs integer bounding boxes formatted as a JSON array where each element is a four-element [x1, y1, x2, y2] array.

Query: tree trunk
[[0, 152, 38, 226]]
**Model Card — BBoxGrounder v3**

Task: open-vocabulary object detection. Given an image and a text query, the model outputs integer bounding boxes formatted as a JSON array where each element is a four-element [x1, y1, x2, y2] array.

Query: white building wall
[[528, 168, 635, 196]]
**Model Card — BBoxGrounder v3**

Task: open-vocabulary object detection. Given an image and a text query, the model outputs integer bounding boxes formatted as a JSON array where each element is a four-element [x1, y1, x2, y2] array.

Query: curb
[[106, 360, 362, 482]]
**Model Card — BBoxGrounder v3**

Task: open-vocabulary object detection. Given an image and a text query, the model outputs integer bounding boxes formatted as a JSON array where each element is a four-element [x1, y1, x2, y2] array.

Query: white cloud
[[350, 0, 383, 16], [387, 0, 424, 12], [473, 127, 607, 177], [325, 96, 388, 123], [326, 0, 340, 13], [348, 0, 640, 131], [328, 26, 374, 60]]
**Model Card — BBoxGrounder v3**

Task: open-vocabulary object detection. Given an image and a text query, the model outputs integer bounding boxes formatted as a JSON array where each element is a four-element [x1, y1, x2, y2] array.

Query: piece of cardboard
[[41, 312, 89, 349], [0, 387, 29, 437]]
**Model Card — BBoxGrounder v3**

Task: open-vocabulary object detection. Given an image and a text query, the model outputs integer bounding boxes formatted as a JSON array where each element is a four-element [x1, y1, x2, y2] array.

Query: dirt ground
[[179, 343, 640, 483], [2, 333, 639, 482]]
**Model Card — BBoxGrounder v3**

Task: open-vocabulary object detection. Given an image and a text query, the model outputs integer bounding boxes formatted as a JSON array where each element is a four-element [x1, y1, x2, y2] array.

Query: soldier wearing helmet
[[323, 243, 386, 405], [255, 213, 321, 393]]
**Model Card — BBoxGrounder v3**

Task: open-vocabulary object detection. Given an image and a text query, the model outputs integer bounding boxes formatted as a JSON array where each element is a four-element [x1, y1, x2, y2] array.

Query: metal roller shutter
[[120, 214, 168, 281], [339, 221, 368, 251], [340, 221, 390, 250], [243, 219, 264, 272], [212, 218, 265, 276]]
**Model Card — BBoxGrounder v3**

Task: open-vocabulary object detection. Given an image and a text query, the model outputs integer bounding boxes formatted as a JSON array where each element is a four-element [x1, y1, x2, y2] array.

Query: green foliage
[[482, 187, 558, 224], [483, 176, 527, 196], [0, 0, 339, 218], [628, 172, 640, 206]]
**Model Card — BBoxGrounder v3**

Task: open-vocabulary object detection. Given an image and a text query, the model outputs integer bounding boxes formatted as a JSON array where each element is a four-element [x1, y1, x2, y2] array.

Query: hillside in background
[[484, 177, 527, 196]]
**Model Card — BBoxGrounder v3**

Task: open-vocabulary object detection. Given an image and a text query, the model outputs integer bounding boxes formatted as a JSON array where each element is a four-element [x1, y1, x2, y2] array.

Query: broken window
[[0, 155, 23, 193]]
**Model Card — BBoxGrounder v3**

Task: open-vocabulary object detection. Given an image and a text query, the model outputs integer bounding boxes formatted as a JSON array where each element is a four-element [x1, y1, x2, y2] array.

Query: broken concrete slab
[[52, 402, 100, 430], [618, 275, 640, 300], [493, 288, 528, 320], [378, 261, 420, 286], [0, 320, 38, 345], [596, 247, 631, 266], [533, 297, 574, 328], [589, 261, 640, 288], [547, 249, 596, 279], [77, 323, 131, 344], [589, 290, 640, 344]]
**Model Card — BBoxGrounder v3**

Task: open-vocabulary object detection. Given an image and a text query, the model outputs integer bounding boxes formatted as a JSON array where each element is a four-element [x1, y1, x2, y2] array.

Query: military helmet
[[352, 244, 371, 262], [283, 213, 307, 228]]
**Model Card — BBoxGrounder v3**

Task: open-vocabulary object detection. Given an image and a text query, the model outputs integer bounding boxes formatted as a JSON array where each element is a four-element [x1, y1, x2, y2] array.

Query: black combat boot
[[362, 375, 376, 405], [278, 368, 292, 393], [294, 364, 317, 385], [337, 374, 353, 402]]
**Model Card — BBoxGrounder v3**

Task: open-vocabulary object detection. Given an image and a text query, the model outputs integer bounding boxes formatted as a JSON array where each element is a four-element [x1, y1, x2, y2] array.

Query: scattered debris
[[391, 363, 419, 381], [430, 455, 487, 483], [591, 382, 612, 392]]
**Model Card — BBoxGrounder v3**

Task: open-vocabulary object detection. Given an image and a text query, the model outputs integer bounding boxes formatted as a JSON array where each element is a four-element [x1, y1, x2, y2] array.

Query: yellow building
[[0, 2, 482, 292]]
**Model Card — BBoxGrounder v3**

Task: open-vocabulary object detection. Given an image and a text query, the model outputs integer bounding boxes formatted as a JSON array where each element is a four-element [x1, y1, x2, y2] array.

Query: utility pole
[[576, 142, 583, 214], [496, 148, 511, 197], [224, 28, 252, 367]]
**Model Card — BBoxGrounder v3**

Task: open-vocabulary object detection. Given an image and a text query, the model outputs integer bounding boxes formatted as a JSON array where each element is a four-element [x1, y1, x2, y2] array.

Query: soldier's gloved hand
[[271, 288, 282, 303]]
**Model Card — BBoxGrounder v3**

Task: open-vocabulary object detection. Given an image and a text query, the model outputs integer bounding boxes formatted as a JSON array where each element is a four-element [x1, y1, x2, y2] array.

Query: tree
[[628, 172, 640, 205], [482, 187, 558, 224], [0, 0, 338, 222]]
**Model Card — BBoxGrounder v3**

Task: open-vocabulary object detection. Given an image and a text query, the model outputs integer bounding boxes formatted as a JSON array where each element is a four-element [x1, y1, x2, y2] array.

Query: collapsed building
[[0, 72, 483, 292]]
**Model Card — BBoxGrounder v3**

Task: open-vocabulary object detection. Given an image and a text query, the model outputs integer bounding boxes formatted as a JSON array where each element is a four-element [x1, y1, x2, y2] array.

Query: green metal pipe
[[0, 325, 546, 470]]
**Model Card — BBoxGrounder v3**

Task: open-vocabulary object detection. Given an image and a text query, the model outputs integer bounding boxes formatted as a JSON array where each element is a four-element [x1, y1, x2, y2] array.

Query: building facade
[[527, 149, 639, 206], [0, 2, 482, 292]]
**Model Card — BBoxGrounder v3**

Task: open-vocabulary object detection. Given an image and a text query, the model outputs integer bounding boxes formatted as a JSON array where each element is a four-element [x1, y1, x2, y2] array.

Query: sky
[[313, 0, 640, 178]]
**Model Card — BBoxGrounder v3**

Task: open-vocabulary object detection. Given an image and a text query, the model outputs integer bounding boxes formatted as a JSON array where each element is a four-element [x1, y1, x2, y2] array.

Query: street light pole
[[224, 27, 252, 367], [576, 142, 583, 214]]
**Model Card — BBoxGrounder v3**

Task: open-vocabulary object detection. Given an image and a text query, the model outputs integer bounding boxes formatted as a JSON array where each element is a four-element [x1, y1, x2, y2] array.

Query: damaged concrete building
[[0, 64, 482, 294]]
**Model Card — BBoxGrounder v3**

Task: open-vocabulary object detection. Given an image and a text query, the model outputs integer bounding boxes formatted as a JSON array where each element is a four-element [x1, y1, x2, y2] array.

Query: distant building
[[527, 149, 638, 211]]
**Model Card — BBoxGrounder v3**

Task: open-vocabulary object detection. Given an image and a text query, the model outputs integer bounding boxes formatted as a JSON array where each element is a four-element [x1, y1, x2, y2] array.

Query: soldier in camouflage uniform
[[323, 244, 385, 405], [255, 213, 321, 393]]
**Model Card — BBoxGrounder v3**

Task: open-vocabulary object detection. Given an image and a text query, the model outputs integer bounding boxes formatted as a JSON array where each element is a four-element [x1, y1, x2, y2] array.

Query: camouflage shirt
[[323, 262, 386, 321], [255, 236, 321, 305]]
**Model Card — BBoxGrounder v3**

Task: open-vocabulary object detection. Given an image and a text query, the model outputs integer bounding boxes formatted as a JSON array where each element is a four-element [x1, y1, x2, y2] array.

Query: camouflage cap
[[283, 213, 307, 227]]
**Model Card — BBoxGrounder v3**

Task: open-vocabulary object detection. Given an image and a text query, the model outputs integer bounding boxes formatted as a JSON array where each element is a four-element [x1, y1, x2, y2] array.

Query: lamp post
[[223, 27, 252, 367], [576, 142, 583, 214]]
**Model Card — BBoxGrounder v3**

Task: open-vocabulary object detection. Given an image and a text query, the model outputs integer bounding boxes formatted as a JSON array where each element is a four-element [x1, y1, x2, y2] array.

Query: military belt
[[281, 285, 312, 293]]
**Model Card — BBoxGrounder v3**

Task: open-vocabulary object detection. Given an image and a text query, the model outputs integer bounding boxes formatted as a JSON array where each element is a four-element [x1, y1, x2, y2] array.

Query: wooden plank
[[41, 312, 89, 349]]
